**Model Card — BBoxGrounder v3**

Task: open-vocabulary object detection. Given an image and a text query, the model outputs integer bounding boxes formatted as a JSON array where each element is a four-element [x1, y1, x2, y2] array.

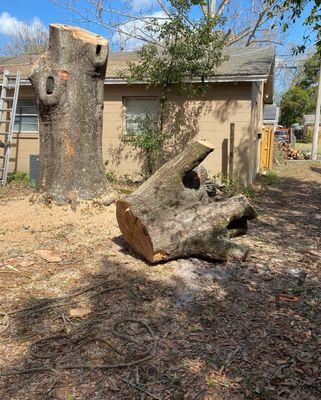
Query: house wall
[[5, 81, 261, 185], [249, 81, 264, 181], [103, 82, 256, 184]]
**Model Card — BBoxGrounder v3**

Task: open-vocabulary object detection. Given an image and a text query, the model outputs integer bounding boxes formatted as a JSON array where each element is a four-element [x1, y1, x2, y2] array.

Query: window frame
[[12, 97, 39, 134], [122, 96, 159, 136]]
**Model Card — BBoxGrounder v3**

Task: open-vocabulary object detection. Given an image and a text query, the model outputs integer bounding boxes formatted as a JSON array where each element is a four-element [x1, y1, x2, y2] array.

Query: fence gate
[[260, 126, 274, 171]]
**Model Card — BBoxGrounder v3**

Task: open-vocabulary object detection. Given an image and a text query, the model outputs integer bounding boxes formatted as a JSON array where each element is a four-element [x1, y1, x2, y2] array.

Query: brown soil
[[0, 161, 321, 400]]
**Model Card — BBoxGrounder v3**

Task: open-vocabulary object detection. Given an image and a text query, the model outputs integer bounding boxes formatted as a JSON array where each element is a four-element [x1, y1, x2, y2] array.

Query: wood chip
[[34, 249, 62, 263], [69, 308, 92, 318]]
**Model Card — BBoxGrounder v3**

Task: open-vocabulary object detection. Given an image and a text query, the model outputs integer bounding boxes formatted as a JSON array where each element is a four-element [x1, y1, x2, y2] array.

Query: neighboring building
[[302, 114, 321, 143], [0, 46, 275, 185], [263, 105, 279, 128]]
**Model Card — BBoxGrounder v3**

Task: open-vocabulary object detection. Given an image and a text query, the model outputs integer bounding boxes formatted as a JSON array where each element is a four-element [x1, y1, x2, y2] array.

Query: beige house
[[0, 46, 274, 185]]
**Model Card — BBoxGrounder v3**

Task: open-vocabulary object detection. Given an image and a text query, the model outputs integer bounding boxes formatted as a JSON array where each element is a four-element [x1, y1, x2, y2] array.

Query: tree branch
[[209, 0, 216, 17], [216, 0, 230, 16], [201, 2, 208, 17], [61, 2, 161, 46], [157, 0, 173, 18], [245, 10, 266, 46]]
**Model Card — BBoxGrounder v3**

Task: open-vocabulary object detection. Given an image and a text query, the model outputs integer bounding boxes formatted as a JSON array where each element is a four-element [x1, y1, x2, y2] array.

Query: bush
[[7, 171, 29, 185], [124, 114, 163, 178]]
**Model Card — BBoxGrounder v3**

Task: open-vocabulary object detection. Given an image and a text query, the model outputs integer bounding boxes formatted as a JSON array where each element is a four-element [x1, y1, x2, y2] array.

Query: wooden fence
[[260, 126, 274, 171]]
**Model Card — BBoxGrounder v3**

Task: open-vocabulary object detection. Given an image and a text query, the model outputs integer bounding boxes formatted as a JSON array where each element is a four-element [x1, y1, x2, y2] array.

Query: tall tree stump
[[29, 24, 109, 203], [116, 140, 257, 263]]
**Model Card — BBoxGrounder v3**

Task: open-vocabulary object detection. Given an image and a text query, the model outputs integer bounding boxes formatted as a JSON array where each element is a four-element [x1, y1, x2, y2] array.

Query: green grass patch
[[256, 170, 280, 186]]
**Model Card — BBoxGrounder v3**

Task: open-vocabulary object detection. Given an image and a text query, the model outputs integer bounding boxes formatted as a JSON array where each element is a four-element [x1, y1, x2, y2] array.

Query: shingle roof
[[0, 46, 274, 84]]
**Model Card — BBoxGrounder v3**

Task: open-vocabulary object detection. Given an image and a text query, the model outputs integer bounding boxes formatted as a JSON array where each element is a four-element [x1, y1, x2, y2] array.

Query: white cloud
[[0, 12, 45, 36], [112, 11, 167, 51]]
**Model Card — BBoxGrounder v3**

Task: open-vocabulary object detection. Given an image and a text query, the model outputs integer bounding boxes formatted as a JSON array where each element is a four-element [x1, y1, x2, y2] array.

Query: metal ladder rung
[[0, 69, 20, 186]]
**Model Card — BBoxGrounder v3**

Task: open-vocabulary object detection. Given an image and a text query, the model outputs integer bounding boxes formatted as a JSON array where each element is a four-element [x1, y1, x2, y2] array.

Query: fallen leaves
[[278, 293, 300, 303], [1, 161, 321, 400]]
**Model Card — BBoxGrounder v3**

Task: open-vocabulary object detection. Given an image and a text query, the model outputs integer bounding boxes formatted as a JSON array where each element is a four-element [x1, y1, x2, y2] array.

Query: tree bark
[[29, 24, 110, 203], [116, 140, 257, 263]]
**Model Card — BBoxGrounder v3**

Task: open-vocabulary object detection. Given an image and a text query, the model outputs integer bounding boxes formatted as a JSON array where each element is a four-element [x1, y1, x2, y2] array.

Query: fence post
[[229, 123, 235, 180]]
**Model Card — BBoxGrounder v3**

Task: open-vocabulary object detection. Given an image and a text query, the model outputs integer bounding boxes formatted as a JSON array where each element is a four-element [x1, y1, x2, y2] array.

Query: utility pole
[[312, 64, 321, 160]]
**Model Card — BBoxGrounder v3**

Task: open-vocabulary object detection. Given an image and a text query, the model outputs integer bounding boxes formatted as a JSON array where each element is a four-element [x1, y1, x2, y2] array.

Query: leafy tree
[[121, 2, 226, 174], [275, 0, 321, 52], [279, 86, 316, 126], [295, 53, 320, 89], [279, 53, 319, 126], [125, 9, 226, 132]]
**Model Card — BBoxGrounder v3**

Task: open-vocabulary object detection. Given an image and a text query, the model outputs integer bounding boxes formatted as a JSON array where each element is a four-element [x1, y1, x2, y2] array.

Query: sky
[[0, 0, 314, 51], [0, 0, 157, 49], [0, 0, 317, 99]]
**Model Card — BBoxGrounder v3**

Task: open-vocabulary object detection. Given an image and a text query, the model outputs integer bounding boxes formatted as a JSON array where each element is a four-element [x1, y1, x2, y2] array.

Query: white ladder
[[0, 70, 21, 186]]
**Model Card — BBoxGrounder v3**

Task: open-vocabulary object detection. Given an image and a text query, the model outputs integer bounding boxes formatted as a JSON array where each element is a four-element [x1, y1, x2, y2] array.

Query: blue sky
[[0, 0, 316, 100], [0, 0, 64, 29], [0, 0, 315, 54]]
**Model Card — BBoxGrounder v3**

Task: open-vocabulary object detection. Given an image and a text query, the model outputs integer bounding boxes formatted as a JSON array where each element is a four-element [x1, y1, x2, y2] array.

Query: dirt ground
[[0, 161, 321, 400]]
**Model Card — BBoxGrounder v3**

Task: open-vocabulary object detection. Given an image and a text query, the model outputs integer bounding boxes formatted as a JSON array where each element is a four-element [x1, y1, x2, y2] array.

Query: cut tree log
[[116, 140, 257, 263], [29, 24, 110, 203]]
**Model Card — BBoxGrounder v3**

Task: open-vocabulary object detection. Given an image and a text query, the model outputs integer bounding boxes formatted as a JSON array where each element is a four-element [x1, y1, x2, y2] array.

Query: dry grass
[[295, 141, 321, 156]]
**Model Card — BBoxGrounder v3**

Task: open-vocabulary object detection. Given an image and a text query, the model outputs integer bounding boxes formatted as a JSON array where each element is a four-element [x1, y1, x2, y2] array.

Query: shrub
[[222, 178, 256, 199], [7, 171, 29, 185]]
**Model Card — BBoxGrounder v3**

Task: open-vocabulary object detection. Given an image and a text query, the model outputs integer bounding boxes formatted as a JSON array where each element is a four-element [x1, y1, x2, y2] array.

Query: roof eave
[[104, 74, 269, 85], [4, 74, 269, 87]]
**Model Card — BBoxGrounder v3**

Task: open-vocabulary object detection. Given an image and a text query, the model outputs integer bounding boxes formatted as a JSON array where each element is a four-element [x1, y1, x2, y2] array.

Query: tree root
[[0, 280, 156, 377]]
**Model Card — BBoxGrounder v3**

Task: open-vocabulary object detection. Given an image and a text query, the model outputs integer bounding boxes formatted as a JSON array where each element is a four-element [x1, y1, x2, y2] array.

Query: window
[[10, 98, 38, 133], [123, 98, 159, 134]]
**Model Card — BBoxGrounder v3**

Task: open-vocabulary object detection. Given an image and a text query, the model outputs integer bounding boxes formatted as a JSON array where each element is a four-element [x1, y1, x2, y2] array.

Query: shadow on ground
[[1, 170, 321, 400]]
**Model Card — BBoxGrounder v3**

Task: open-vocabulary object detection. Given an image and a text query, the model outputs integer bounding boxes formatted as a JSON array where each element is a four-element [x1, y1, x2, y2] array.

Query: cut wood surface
[[116, 140, 257, 263], [29, 24, 110, 202]]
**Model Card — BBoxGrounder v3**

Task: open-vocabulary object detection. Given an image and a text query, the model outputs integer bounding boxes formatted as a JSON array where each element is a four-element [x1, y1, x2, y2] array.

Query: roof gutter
[[2, 74, 269, 87], [104, 75, 269, 85]]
